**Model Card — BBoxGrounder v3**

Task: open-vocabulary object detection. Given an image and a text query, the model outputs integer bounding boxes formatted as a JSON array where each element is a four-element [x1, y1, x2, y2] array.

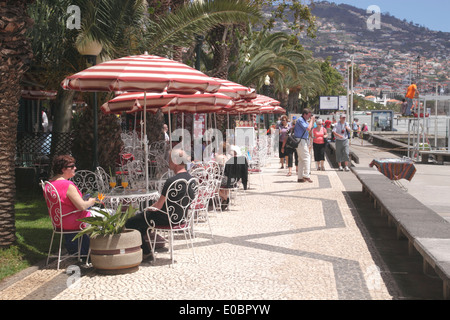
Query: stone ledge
[[352, 167, 450, 299]]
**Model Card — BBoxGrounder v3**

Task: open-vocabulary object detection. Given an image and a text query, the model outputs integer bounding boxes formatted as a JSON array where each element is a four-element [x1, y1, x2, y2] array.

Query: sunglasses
[[65, 164, 76, 168]]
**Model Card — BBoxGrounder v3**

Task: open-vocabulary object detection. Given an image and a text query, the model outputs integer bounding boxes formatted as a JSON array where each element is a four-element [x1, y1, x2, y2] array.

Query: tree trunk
[[52, 89, 75, 133], [209, 24, 231, 79], [0, 0, 34, 247], [287, 90, 300, 114], [50, 89, 75, 162]]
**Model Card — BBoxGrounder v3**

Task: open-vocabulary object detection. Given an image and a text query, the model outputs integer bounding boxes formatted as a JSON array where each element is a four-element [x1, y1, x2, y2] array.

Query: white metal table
[[103, 189, 160, 211]]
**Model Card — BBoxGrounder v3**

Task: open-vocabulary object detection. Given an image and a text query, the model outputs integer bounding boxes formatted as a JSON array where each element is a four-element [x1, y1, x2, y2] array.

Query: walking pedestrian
[[291, 108, 315, 183], [281, 118, 299, 176], [352, 118, 360, 138], [312, 119, 328, 171], [333, 114, 351, 171], [277, 115, 291, 169]]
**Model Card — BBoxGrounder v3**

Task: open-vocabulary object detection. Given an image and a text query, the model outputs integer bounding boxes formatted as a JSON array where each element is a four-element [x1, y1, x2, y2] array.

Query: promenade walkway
[[1, 155, 401, 301]]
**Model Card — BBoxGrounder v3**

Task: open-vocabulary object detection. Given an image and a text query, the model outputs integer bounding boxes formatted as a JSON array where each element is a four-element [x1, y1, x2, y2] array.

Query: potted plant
[[74, 204, 142, 274]]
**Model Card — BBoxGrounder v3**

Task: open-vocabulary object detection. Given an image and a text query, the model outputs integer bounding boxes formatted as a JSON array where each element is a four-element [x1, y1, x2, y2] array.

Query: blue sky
[[327, 0, 450, 32]]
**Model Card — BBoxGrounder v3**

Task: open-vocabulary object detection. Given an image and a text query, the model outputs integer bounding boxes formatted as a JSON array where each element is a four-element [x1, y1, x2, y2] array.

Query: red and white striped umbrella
[[21, 89, 57, 100], [224, 94, 280, 114], [62, 53, 222, 94], [259, 105, 286, 114], [101, 91, 234, 115], [212, 77, 256, 100], [161, 92, 234, 114], [100, 91, 179, 114], [62, 53, 223, 190]]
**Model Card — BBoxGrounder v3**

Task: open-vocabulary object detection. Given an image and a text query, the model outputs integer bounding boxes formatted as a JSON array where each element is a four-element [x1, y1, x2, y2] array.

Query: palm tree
[[28, 0, 147, 170], [0, 0, 34, 247], [229, 28, 325, 113], [143, 0, 261, 57]]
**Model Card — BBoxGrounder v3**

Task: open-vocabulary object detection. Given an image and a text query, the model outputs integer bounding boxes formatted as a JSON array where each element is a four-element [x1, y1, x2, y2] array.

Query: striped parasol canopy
[[259, 105, 286, 114], [223, 94, 280, 114], [21, 89, 57, 100], [212, 77, 257, 100], [101, 91, 234, 115], [61, 53, 222, 94], [100, 91, 179, 114], [62, 52, 222, 192]]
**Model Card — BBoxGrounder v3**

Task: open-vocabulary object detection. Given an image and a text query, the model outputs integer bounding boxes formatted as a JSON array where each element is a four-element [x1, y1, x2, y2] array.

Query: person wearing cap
[[283, 108, 315, 183], [332, 114, 351, 171]]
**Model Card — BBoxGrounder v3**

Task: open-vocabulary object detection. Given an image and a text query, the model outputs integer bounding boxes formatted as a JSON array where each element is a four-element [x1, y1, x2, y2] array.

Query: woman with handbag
[[277, 115, 291, 169], [312, 119, 328, 171], [281, 118, 299, 176], [333, 114, 352, 171]]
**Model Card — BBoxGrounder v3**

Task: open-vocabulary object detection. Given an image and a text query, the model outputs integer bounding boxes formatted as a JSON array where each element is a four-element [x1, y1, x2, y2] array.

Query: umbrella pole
[[133, 112, 137, 150], [144, 92, 149, 193], [168, 110, 172, 150], [140, 111, 143, 147]]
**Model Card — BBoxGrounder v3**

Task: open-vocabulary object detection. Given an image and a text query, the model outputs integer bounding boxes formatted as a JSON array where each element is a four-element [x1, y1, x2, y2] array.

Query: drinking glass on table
[[109, 176, 117, 189], [121, 175, 129, 190]]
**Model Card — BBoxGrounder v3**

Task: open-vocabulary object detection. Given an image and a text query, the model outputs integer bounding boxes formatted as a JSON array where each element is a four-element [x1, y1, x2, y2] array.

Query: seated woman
[[48, 155, 98, 255], [219, 145, 248, 210]]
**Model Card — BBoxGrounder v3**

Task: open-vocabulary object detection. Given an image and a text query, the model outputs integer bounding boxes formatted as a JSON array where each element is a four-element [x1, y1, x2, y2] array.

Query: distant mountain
[[300, 1, 449, 61], [263, 1, 449, 93]]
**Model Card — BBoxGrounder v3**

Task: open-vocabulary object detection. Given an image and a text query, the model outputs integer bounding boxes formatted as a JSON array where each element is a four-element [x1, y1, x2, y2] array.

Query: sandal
[[287, 172, 292, 176]]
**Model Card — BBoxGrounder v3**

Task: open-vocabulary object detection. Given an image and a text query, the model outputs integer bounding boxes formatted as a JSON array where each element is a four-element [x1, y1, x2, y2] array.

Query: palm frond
[[144, 0, 262, 53]]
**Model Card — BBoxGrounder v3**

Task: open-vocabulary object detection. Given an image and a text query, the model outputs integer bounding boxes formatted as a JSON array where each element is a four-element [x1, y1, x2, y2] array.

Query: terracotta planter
[[89, 229, 142, 274]]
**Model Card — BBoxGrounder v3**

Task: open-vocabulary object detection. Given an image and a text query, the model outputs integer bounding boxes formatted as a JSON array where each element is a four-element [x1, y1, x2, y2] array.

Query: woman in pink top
[[312, 119, 328, 171], [47, 155, 98, 254]]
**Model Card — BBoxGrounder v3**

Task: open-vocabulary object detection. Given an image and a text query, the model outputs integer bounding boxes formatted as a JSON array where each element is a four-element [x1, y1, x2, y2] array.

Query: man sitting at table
[[125, 149, 195, 256]]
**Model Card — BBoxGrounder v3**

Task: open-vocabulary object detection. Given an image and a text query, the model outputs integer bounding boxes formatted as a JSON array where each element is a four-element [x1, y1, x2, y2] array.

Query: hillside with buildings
[[265, 1, 449, 98]]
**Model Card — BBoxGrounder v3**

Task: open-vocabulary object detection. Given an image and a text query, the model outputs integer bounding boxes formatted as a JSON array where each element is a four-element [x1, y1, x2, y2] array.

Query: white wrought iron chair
[[95, 166, 112, 194], [189, 166, 214, 238], [125, 160, 146, 190], [150, 169, 174, 194], [247, 145, 265, 189], [41, 180, 87, 270], [144, 178, 199, 266], [69, 169, 99, 194], [148, 140, 169, 179], [205, 160, 223, 214]]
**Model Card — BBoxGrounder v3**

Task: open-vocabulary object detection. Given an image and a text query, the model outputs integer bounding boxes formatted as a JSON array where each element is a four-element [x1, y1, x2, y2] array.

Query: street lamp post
[[264, 75, 270, 126], [76, 40, 102, 171], [346, 59, 351, 120], [350, 55, 354, 126]]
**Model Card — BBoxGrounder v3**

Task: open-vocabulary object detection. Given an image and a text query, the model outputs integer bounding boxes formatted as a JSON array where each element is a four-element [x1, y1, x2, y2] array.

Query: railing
[[15, 131, 75, 183]]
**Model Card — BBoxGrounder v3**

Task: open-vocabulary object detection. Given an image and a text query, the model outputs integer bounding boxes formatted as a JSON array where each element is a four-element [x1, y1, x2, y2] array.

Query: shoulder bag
[[322, 127, 329, 148], [285, 124, 306, 150]]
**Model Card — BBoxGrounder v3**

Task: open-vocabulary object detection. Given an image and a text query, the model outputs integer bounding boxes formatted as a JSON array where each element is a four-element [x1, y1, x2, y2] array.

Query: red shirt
[[312, 126, 326, 144]]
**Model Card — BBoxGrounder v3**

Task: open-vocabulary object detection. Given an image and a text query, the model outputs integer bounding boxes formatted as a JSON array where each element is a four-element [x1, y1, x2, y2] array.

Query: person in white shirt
[[42, 110, 48, 132], [332, 114, 351, 171], [163, 124, 170, 142]]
